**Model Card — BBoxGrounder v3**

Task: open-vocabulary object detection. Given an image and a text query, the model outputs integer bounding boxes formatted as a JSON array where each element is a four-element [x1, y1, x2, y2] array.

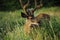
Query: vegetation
[[0, 7, 60, 40]]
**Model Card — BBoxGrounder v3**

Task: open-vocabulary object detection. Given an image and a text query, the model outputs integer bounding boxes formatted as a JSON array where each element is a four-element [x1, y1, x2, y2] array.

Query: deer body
[[23, 13, 50, 35]]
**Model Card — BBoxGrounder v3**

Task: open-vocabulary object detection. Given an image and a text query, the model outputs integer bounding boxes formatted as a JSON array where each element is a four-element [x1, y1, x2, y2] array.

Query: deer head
[[19, 0, 50, 35], [19, 0, 43, 19]]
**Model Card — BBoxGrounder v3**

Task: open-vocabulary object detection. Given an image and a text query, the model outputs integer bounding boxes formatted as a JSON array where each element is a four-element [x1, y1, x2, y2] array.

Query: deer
[[19, 0, 50, 36]]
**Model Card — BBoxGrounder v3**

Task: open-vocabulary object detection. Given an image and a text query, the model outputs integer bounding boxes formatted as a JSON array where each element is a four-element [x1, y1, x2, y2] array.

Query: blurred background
[[0, 0, 60, 11]]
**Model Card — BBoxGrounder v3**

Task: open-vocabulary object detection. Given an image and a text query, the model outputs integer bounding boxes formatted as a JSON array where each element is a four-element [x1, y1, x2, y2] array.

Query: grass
[[0, 7, 60, 40]]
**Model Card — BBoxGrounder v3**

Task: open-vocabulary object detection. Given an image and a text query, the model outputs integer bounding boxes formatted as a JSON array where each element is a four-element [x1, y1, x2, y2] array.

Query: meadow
[[0, 7, 60, 40]]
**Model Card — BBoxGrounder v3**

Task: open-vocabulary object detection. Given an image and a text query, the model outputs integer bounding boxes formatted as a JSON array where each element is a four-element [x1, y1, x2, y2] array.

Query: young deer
[[19, 0, 50, 35]]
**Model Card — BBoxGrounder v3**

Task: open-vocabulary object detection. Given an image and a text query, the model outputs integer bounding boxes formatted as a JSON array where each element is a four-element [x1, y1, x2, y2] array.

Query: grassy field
[[0, 7, 60, 40]]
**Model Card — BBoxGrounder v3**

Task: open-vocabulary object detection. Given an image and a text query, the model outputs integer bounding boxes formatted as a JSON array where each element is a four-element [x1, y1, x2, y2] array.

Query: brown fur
[[35, 13, 50, 22], [24, 19, 32, 35]]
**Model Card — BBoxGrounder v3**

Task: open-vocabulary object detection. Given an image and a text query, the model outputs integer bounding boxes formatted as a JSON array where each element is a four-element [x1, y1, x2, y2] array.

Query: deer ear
[[21, 12, 28, 18]]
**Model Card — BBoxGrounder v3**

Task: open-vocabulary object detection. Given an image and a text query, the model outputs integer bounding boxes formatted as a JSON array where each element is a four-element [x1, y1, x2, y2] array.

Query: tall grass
[[0, 7, 60, 40]]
